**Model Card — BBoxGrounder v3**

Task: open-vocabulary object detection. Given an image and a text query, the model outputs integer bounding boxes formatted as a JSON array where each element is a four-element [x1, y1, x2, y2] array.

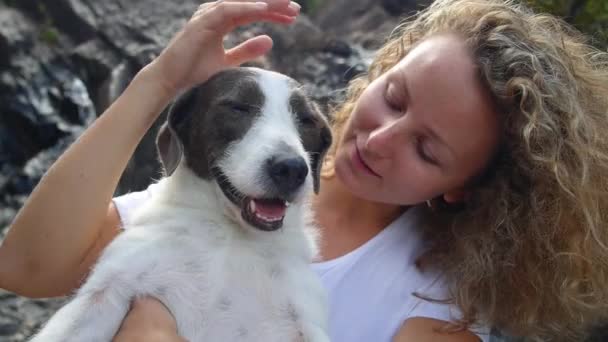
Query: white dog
[[30, 67, 332, 342]]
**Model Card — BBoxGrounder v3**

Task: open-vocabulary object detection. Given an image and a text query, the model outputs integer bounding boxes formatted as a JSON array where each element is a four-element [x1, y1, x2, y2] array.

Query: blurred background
[[0, 0, 606, 340]]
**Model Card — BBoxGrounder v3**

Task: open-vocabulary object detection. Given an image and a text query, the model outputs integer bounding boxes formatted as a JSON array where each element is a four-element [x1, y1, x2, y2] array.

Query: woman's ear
[[442, 188, 469, 204]]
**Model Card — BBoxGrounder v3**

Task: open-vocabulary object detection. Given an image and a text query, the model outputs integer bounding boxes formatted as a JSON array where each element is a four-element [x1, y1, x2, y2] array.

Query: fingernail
[[290, 2, 301, 11]]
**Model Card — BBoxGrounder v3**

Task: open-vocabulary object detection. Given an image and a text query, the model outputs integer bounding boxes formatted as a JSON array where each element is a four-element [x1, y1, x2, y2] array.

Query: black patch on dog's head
[[157, 67, 332, 199], [156, 68, 264, 178]]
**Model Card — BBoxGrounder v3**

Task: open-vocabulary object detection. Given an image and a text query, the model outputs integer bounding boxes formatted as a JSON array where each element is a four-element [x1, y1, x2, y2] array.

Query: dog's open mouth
[[243, 197, 289, 231], [213, 167, 289, 231]]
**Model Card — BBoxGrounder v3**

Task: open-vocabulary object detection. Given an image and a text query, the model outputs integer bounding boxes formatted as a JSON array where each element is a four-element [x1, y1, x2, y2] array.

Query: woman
[[2, 0, 608, 341]]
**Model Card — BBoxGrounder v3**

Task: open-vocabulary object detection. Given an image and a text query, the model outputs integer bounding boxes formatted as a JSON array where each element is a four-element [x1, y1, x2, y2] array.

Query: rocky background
[[0, 0, 426, 340], [0, 0, 606, 341]]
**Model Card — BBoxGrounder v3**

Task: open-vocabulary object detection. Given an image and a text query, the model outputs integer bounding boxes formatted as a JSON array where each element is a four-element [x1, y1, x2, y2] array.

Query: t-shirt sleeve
[[407, 275, 491, 342], [112, 183, 160, 227]]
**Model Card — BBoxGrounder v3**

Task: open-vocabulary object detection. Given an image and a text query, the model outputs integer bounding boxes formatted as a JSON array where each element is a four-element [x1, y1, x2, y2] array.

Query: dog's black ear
[[156, 87, 199, 176], [310, 106, 333, 194]]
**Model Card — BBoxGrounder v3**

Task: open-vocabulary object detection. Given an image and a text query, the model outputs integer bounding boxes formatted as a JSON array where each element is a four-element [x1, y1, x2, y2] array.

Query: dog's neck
[[155, 162, 218, 210]]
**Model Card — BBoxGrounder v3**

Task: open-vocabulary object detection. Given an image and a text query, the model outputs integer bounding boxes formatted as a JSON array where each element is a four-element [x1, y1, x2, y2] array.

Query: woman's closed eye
[[415, 136, 440, 166]]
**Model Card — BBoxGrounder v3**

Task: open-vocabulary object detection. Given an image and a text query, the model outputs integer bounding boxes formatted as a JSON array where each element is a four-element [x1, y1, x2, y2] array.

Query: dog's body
[[30, 68, 331, 342]]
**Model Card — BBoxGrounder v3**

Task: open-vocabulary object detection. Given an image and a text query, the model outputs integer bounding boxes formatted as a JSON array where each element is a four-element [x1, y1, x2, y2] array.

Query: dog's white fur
[[30, 70, 329, 342]]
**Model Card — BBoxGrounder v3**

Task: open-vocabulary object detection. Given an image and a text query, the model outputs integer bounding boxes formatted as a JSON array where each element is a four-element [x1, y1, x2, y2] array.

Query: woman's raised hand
[[144, 0, 300, 98]]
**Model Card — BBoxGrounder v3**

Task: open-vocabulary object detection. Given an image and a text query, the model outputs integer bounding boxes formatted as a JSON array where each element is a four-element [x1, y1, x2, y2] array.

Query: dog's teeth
[[255, 213, 282, 222], [249, 200, 256, 212], [285, 201, 290, 207]]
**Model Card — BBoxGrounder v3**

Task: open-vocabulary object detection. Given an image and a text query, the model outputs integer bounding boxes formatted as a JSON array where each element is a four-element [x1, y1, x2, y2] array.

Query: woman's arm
[[0, 69, 173, 298], [393, 317, 481, 342], [0, 0, 300, 298]]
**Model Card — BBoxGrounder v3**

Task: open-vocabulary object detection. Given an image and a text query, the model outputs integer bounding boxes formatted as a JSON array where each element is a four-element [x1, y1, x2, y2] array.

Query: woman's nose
[[365, 119, 401, 158]]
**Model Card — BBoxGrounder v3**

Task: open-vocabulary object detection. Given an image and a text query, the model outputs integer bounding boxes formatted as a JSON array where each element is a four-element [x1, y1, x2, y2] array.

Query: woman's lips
[[352, 145, 381, 178]]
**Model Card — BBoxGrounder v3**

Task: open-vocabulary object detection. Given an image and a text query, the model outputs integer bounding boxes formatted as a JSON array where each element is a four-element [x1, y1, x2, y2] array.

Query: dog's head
[[156, 67, 332, 232]]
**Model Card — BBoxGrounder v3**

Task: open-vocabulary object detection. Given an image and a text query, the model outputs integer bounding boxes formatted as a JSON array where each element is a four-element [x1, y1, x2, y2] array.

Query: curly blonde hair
[[324, 0, 608, 339]]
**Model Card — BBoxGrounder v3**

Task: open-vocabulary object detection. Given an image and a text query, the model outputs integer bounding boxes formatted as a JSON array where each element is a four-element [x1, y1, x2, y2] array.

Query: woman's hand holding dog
[[113, 297, 187, 342], [144, 0, 301, 98]]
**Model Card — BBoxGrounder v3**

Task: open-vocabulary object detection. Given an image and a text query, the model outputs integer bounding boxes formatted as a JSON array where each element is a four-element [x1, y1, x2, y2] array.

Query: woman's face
[[334, 34, 501, 205]]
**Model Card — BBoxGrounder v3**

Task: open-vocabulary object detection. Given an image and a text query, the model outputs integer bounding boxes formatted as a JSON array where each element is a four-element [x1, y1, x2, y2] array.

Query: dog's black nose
[[267, 156, 309, 194]]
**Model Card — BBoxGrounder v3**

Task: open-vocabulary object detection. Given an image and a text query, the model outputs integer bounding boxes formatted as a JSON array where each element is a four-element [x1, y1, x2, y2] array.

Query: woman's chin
[[334, 157, 414, 205]]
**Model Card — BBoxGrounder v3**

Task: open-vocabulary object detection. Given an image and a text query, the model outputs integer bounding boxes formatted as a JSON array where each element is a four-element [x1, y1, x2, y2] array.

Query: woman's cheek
[[394, 151, 431, 200]]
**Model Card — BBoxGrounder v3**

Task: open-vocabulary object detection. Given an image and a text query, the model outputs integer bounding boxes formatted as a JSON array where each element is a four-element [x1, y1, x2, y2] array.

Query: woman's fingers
[[192, 2, 268, 32], [224, 34, 273, 65], [247, 11, 298, 24], [192, 1, 299, 35], [127, 297, 177, 330], [227, 11, 296, 31], [220, 0, 300, 16], [143, 0, 300, 95]]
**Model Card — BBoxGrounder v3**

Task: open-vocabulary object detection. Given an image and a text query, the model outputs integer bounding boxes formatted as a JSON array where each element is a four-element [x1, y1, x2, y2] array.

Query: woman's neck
[[312, 176, 405, 261]]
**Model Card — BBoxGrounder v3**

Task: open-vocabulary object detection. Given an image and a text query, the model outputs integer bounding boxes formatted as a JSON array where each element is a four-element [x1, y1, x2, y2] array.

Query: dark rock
[[14, 0, 97, 43], [324, 39, 353, 58], [0, 1, 89, 180], [0, 7, 35, 67], [70, 39, 124, 112], [313, 0, 401, 49], [381, 0, 431, 16], [0, 0, 204, 203], [0, 60, 95, 167], [0, 288, 66, 341], [0, 315, 19, 336], [36, 0, 197, 67]]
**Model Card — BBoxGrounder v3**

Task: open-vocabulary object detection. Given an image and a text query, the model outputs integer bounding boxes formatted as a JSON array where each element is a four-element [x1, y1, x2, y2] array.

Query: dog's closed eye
[[220, 100, 255, 114]]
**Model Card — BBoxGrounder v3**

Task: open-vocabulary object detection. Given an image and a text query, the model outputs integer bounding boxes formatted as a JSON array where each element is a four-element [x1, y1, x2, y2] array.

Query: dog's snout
[[267, 156, 308, 194]]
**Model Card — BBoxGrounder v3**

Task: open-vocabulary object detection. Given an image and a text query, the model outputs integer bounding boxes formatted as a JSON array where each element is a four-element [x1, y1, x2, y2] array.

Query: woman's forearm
[[0, 66, 174, 297]]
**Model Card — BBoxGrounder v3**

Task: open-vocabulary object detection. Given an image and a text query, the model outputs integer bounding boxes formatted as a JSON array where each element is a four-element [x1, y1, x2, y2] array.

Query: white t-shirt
[[113, 183, 490, 342]]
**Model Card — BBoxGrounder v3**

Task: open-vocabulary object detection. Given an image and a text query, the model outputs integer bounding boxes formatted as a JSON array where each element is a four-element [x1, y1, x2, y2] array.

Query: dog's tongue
[[252, 198, 287, 220]]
